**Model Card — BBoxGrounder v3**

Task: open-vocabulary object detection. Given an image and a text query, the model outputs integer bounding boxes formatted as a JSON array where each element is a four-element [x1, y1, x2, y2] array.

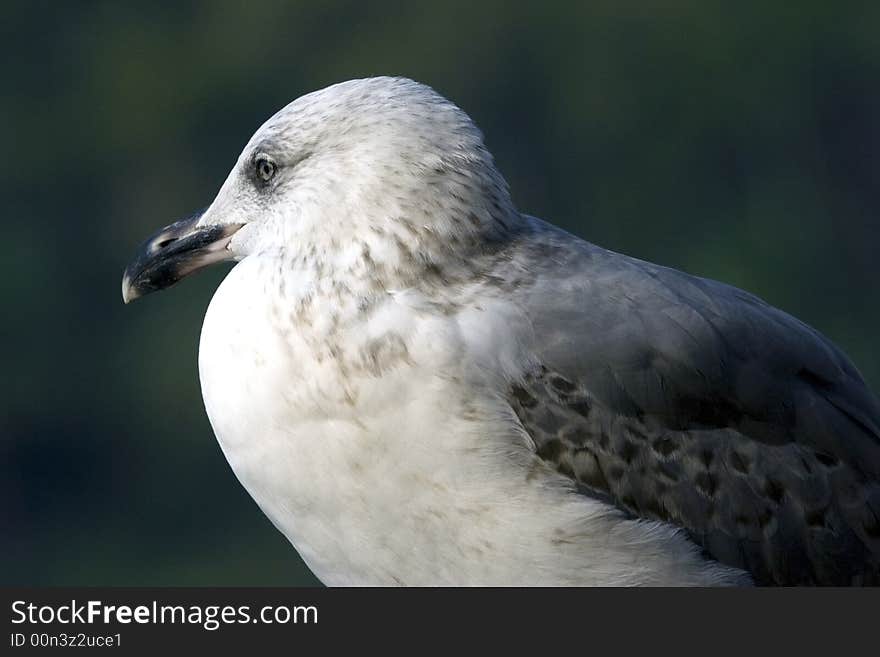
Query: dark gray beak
[[121, 210, 244, 304]]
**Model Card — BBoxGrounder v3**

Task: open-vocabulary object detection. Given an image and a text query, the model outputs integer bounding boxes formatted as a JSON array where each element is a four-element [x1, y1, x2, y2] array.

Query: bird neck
[[252, 208, 524, 338]]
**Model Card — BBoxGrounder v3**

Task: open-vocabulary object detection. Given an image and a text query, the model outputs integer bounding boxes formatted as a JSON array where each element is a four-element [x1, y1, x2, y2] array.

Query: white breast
[[198, 256, 747, 586]]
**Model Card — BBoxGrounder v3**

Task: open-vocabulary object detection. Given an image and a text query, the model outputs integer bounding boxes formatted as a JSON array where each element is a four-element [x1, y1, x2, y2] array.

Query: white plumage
[[125, 77, 880, 586], [195, 78, 744, 585]]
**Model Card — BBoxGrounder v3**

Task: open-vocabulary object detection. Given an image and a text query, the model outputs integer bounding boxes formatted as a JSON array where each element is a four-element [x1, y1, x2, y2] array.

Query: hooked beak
[[121, 210, 244, 304]]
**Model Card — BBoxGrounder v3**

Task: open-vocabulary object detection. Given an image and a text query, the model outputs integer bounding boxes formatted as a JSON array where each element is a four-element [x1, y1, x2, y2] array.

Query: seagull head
[[122, 76, 515, 303]]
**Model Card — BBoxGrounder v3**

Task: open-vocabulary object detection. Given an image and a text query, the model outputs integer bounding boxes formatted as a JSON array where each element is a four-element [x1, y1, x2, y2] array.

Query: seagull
[[122, 77, 880, 586]]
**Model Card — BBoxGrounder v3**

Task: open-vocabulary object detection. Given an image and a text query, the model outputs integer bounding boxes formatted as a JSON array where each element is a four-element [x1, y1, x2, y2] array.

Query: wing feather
[[502, 219, 880, 585]]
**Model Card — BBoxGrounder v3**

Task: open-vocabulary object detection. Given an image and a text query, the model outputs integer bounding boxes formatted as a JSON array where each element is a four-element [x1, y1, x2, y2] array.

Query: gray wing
[[499, 218, 880, 585]]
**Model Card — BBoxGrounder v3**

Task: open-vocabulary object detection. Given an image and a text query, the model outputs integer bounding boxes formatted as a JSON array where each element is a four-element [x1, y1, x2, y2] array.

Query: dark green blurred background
[[2, 1, 878, 585]]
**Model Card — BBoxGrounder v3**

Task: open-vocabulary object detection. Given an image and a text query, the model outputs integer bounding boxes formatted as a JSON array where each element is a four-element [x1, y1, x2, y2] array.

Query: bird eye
[[255, 156, 277, 183]]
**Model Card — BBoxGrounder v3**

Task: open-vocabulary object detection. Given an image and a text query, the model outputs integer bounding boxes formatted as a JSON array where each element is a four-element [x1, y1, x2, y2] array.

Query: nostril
[[155, 237, 177, 250]]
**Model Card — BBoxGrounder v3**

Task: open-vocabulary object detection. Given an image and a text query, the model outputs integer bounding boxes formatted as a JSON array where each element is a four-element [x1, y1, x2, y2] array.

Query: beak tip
[[121, 274, 138, 305]]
